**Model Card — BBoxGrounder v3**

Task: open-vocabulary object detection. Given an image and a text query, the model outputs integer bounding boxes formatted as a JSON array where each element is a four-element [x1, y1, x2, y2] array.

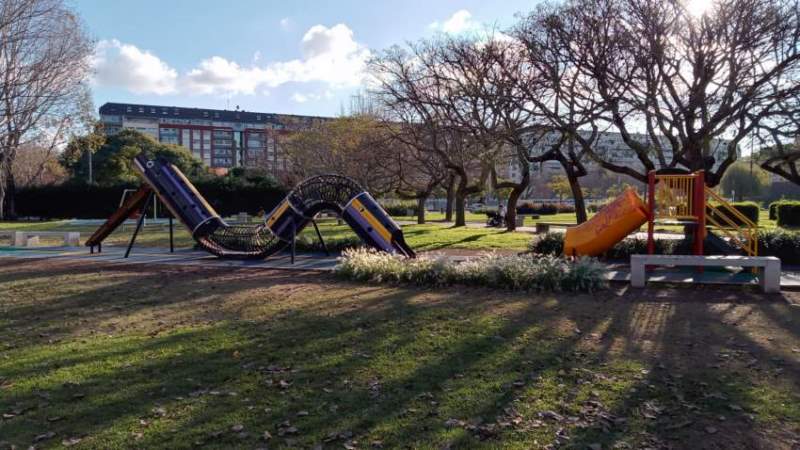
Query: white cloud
[[91, 39, 177, 95], [291, 93, 310, 103], [93, 24, 369, 98], [291, 90, 334, 103], [429, 9, 478, 34], [279, 17, 291, 30], [185, 57, 273, 95]]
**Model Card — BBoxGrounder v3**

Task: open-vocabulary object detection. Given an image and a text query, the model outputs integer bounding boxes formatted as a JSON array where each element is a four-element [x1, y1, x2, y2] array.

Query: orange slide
[[563, 188, 649, 256]]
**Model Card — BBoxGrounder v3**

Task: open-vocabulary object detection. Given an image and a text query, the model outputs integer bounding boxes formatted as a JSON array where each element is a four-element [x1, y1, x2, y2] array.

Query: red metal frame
[[647, 170, 656, 255]]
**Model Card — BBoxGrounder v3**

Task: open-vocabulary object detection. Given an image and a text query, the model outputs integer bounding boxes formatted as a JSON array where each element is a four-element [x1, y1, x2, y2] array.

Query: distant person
[[497, 202, 507, 226]]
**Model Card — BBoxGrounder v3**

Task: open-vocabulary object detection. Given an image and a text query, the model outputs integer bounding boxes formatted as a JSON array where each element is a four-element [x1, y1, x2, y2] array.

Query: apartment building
[[505, 130, 734, 181], [98, 102, 329, 174]]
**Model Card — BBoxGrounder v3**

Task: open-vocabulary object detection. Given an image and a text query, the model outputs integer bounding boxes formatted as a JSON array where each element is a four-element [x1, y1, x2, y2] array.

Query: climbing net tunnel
[[128, 155, 415, 259]]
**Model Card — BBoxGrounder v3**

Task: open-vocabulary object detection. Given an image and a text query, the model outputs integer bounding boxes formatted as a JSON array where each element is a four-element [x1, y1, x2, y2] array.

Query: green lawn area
[[0, 259, 798, 449], [0, 219, 534, 253]]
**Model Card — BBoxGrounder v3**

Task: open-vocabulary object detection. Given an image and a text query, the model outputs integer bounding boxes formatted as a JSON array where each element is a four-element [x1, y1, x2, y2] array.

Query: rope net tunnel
[[129, 155, 415, 259]]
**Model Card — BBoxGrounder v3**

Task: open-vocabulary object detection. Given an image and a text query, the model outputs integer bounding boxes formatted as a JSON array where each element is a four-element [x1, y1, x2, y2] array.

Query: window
[[126, 107, 132, 113], [138, 107, 144, 113]]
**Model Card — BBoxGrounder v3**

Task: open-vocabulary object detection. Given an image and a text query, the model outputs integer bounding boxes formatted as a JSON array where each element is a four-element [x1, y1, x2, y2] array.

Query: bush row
[[381, 202, 418, 216], [770, 200, 800, 227], [334, 248, 607, 292], [707, 201, 760, 226], [529, 229, 800, 265], [516, 202, 576, 215], [15, 182, 287, 219]]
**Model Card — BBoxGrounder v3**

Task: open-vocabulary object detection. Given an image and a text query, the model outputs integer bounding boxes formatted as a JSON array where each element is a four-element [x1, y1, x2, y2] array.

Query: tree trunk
[[0, 157, 6, 221], [416, 196, 426, 224], [4, 167, 16, 220], [452, 172, 471, 227], [454, 192, 467, 227], [445, 174, 455, 222], [505, 168, 531, 232], [567, 175, 587, 224], [0, 183, 5, 221]]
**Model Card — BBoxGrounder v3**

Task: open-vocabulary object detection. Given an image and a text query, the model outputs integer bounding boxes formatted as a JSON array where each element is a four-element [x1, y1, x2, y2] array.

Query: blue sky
[[75, 0, 535, 117]]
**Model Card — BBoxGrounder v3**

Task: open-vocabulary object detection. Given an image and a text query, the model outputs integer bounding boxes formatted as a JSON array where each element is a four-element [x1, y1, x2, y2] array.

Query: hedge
[[529, 229, 800, 264], [517, 202, 575, 215], [14, 182, 287, 219], [381, 201, 418, 217], [707, 201, 759, 226], [776, 201, 800, 227]]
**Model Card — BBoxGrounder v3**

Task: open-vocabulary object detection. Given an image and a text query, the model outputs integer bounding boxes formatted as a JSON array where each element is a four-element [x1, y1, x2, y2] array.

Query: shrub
[[517, 202, 575, 215], [707, 201, 759, 226], [776, 201, 800, 227], [758, 229, 800, 264], [294, 235, 364, 253], [769, 201, 781, 220], [15, 181, 288, 219], [528, 233, 565, 255], [529, 233, 687, 258], [334, 248, 607, 292], [381, 201, 418, 217]]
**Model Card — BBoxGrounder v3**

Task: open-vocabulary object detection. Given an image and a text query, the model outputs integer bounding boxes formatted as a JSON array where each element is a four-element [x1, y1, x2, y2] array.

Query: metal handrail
[[704, 187, 758, 256]]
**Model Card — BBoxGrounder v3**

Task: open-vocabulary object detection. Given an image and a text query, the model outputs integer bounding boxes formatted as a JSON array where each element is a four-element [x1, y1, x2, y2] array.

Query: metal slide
[[88, 155, 415, 259]]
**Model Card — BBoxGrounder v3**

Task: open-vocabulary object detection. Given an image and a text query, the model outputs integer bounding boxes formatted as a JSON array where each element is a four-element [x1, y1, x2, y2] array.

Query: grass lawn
[[0, 220, 534, 253], [1, 259, 799, 449]]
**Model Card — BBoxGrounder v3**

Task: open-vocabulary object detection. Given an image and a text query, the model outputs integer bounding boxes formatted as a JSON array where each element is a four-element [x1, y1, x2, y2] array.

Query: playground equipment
[[563, 188, 649, 256], [563, 170, 758, 257], [86, 155, 415, 260]]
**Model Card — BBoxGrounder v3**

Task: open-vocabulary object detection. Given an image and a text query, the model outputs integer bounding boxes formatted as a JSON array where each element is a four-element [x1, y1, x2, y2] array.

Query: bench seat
[[535, 222, 577, 233], [630, 254, 781, 293], [2, 231, 80, 247]]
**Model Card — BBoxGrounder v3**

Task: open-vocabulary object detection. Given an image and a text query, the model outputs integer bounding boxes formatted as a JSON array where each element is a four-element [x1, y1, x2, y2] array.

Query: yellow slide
[[563, 188, 649, 256]]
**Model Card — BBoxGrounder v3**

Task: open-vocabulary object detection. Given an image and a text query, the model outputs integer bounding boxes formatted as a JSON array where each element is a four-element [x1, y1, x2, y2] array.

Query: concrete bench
[[2, 231, 80, 247], [535, 222, 576, 234], [630, 254, 781, 293]]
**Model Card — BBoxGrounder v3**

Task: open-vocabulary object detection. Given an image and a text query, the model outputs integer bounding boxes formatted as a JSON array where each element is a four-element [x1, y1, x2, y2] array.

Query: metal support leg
[[98, 242, 102, 253], [169, 215, 174, 253], [125, 192, 154, 258], [312, 219, 330, 256]]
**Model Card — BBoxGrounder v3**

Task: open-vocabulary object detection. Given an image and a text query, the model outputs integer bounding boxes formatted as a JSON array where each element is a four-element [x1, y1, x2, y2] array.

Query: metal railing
[[653, 174, 696, 220], [704, 187, 758, 256]]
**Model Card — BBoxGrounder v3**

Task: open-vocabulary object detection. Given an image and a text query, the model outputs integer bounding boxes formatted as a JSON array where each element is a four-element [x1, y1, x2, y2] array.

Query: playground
[[2, 158, 800, 450]]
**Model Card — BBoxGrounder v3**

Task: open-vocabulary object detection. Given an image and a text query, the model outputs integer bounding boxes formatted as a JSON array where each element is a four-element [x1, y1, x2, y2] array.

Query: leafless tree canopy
[[526, 0, 800, 186], [0, 0, 92, 218]]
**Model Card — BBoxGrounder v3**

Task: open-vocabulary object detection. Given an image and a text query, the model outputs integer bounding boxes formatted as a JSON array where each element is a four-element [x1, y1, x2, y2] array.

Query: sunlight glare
[[686, 0, 714, 17]]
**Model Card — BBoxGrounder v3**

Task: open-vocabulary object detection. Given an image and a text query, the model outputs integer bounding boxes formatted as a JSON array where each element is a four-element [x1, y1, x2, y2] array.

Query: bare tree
[[524, 0, 800, 188], [370, 45, 491, 227], [0, 0, 92, 218], [377, 126, 447, 224], [282, 115, 393, 194]]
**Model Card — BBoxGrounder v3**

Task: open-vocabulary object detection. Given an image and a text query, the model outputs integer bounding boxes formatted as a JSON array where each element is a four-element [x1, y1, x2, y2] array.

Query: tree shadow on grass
[[1, 261, 799, 449]]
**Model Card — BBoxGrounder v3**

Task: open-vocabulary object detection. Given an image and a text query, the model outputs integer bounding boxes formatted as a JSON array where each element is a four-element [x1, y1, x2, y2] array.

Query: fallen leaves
[[33, 431, 56, 442]]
